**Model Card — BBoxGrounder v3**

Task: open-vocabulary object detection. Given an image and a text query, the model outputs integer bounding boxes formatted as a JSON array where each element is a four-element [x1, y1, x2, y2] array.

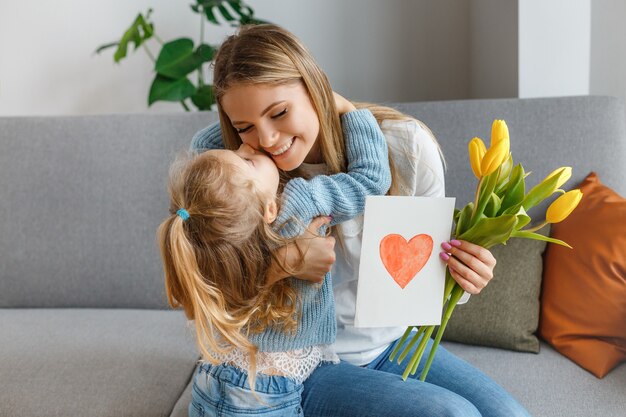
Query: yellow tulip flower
[[480, 136, 510, 176], [468, 137, 487, 178], [543, 167, 572, 190], [546, 189, 583, 223], [491, 120, 509, 147]]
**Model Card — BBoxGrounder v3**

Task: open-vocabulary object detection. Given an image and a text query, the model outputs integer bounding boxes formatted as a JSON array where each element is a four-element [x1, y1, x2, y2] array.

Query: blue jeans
[[302, 331, 532, 417], [190, 363, 304, 417]]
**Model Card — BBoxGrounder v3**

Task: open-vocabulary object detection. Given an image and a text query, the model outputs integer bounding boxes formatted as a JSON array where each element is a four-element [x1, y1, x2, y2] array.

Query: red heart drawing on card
[[379, 234, 434, 289]]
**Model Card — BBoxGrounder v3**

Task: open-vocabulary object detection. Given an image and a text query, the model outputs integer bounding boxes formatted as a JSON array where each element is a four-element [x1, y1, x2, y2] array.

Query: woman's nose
[[257, 127, 279, 148]]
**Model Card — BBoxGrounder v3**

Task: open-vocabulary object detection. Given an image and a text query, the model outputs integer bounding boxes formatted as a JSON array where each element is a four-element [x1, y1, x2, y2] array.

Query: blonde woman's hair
[[211, 24, 444, 195], [157, 151, 299, 390]]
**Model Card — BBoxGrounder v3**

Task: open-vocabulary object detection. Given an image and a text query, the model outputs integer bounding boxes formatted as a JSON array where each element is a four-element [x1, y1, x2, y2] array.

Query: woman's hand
[[266, 216, 336, 285], [333, 91, 356, 115], [439, 240, 496, 294]]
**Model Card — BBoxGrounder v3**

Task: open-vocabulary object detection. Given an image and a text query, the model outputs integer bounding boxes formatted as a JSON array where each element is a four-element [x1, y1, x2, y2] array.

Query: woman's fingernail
[[439, 252, 450, 261], [441, 242, 452, 251], [450, 240, 461, 247]]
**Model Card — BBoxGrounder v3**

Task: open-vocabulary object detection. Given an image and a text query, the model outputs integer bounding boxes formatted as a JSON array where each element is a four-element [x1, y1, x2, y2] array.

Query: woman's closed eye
[[236, 125, 253, 134], [271, 108, 288, 119]]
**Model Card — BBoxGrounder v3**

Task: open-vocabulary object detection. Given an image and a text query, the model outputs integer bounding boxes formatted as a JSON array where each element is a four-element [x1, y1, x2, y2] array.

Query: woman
[[191, 23, 530, 417]]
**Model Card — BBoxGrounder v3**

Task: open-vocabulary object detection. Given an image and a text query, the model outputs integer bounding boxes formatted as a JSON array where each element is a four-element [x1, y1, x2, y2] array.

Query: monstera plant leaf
[[96, 10, 154, 63]]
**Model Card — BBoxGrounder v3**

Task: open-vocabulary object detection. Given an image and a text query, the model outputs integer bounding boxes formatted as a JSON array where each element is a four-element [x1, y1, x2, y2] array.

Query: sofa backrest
[[0, 113, 218, 308], [1, 96, 624, 308], [393, 96, 626, 215]]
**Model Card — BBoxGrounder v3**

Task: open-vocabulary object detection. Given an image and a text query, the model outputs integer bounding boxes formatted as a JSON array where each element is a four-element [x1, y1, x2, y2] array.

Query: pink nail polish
[[450, 240, 461, 247], [439, 252, 450, 261], [441, 242, 452, 251]]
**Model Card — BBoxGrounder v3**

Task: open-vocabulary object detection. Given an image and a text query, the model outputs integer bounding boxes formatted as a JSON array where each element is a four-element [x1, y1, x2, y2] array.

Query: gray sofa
[[1, 96, 624, 417]]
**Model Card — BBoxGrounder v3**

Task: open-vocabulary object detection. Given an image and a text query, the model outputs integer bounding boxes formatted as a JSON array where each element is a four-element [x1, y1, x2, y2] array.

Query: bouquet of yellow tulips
[[390, 119, 583, 381]]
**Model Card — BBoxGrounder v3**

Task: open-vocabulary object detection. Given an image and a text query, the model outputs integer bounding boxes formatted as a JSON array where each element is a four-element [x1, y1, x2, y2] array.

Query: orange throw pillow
[[540, 172, 626, 378]]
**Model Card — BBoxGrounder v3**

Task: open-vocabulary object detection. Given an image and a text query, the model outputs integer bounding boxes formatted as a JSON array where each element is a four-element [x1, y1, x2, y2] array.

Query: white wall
[[590, 0, 626, 102], [0, 0, 471, 116], [518, 0, 591, 98], [469, 0, 518, 99]]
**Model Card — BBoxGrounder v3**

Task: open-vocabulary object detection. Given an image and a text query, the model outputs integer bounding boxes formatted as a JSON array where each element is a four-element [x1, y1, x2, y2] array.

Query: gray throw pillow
[[442, 233, 548, 353]]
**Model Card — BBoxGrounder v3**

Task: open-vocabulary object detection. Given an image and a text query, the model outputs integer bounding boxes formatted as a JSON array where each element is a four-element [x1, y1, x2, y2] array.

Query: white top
[[301, 118, 468, 366], [207, 344, 339, 384]]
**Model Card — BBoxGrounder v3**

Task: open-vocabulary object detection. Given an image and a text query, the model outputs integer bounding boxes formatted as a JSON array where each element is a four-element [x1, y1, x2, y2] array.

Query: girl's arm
[[276, 108, 392, 237], [190, 122, 224, 152]]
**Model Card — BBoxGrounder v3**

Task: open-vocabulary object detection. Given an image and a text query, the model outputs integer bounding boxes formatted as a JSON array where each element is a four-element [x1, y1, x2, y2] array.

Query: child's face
[[220, 81, 322, 172], [207, 144, 280, 198]]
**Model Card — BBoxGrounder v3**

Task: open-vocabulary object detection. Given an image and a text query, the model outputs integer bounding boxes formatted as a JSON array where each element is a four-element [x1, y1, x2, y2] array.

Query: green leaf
[[470, 170, 499, 227], [498, 164, 525, 215], [484, 193, 502, 218], [454, 203, 474, 237], [457, 215, 518, 248], [204, 5, 220, 24], [217, 4, 236, 21], [191, 85, 216, 110], [229, 1, 253, 18], [495, 153, 513, 194], [237, 14, 270, 25], [95, 42, 119, 55], [196, 44, 216, 62], [148, 75, 196, 105], [155, 40, 215, 79], [511, 230, 572, 249], [453, 208, 461, 224], [522, 172, 561, 211], [513, 206, 531, 230], [111, 11, 154, 63], [155, 38, 196, 78]]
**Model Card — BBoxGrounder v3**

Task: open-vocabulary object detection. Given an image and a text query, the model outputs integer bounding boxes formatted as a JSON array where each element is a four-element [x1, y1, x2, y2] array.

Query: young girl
[[159, 95, 392, 416], [191, 24, 531, 417]]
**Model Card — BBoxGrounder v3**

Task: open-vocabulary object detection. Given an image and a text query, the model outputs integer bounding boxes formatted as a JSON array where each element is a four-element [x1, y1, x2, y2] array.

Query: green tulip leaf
[[498, 164, 525, 215], [148, 75, 196, 105], [495, 153, 513, 194], [457, 214, 518, 248], [484, 193, 501, 218], [455, 203, 474, 237], [522, 172, 562, 211], [191, 85, 216, 110], [470, 170, 499, 227], [512, 206, 531, 230], [511, 230, 572, 249]]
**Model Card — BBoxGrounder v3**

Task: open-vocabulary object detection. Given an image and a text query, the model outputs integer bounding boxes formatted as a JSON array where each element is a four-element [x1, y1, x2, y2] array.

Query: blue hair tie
[[176, 208, 190, 221]]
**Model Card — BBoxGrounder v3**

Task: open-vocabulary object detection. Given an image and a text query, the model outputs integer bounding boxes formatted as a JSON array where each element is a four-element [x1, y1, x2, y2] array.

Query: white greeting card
[[354, 196, 456, 328]]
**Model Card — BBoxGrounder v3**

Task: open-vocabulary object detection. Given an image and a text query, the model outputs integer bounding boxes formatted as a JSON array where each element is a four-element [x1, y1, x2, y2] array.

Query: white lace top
[[206, 344, 339, 384]]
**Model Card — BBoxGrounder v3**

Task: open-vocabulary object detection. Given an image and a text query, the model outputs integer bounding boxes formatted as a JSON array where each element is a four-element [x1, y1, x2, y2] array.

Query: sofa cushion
[[540, 172, 626, 378], [443, 234, 547, 352], [0, 309, 199, 417], [443, 341, 626, 417]]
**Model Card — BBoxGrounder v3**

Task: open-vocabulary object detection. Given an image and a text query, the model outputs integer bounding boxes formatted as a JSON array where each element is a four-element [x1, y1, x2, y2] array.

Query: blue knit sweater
[[190, 109, 391, 352]]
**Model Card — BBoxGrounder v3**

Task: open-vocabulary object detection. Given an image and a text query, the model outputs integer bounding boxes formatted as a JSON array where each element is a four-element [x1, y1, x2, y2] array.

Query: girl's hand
[[266, 216, 336, 285], [333, 91, 356, 115], [439, 240, 496, 294]]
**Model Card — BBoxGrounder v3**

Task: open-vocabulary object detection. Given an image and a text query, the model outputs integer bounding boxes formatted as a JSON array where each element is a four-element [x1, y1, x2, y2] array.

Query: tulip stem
[[397, 326, 426, 363], [419, 285, 465, 381], [402, 326, 434, 380], [523, 221, 547, 234], [389, 326, 414, 362]]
